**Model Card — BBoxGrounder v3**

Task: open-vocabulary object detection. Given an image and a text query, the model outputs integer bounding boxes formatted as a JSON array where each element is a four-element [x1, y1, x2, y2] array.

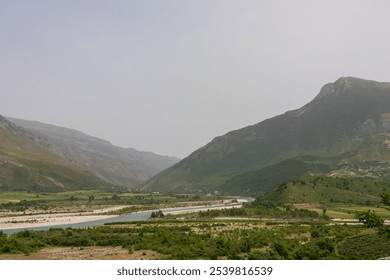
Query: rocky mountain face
[[0, 116, 179, 191], [143, 77, 390, 195]]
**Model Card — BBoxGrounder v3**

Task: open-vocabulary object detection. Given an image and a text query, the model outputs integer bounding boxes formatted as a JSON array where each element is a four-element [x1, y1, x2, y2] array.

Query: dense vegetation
[[1, 220, 389, 259]]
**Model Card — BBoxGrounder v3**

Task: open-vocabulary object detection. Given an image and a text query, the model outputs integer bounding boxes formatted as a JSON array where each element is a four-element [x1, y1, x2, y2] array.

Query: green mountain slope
[[1, 116, 180, 191], [143, 77, 390, 195], [0, 116, 110, 191], [7, 118, 180, 187]]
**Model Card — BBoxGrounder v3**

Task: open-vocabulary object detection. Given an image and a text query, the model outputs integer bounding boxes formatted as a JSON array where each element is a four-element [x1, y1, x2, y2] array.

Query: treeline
[[0, 193, 188, 212], [197, 203, 325, 220]]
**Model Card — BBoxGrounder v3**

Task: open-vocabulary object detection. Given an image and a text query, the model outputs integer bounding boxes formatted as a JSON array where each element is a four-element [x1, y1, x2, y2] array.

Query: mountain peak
[[335, 76, 370, 84], [314, 77, 382, 100]]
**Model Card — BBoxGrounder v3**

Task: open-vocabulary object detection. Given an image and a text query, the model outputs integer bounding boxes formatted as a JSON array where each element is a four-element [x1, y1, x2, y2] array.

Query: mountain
[[143, 77, 390, 195], [0, 116, 179, 191], [0, 115, 108, 191]]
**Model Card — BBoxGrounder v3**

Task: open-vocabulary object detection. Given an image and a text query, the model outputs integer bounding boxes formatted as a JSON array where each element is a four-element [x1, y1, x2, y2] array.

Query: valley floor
[[0, 201, 244, 231], [1, 189, 389, 260]]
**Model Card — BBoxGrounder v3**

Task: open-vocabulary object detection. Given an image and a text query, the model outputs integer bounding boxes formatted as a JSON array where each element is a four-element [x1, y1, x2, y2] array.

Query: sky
[[1, 0, 390, 158]]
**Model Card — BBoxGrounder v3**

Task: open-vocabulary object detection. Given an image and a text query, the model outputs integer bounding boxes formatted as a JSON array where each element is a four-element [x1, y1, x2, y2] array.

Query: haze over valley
[[2, 0, 390, 261]]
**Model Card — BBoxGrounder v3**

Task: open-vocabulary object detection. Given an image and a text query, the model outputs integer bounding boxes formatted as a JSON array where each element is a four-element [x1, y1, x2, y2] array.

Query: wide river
[[2, 201, 249, 235]]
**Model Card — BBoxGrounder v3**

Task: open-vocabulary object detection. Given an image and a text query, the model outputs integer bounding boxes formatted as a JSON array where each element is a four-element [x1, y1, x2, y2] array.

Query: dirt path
[[0, 247, 160, 260]]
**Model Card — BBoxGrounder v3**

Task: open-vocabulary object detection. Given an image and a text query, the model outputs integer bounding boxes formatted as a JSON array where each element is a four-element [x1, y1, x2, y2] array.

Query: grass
[[307, 207, 390, 219], [293, 204, 390, 219], [307, 208, 353, 219]]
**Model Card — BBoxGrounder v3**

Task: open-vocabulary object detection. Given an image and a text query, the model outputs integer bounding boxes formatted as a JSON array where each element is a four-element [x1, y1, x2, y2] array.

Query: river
[[1, 201, 248, 235]]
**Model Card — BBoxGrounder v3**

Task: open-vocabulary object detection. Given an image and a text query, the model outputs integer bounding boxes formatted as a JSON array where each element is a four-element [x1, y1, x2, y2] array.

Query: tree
[[111, 194, 120, 200], [356, 210, 384, 228], [379, 191, 390, 237], [150, 210, 164, 219], [355, 191, 389, 236], [380, 192, 390, 207]]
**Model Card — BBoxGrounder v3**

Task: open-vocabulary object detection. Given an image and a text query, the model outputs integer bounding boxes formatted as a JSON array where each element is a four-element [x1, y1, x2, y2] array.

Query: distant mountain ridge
[[143, 77, 390, 195], [0, 116, 179, 191]]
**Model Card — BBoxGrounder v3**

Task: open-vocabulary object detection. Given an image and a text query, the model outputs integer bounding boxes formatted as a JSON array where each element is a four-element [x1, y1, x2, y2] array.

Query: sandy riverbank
[[0, 206, 126, 231]]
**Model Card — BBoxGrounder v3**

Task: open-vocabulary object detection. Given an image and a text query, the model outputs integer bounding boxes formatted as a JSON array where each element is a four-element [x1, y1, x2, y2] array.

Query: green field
[[0, 190, 218, 213], [0, 190, 177, 202]]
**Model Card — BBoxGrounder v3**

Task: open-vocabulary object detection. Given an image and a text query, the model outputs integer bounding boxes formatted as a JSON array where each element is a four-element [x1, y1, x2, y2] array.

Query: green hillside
[[0, 116, 112, 191], [143, 77, 390, 195], [8, 117, 180, 187], [262, 174, 390, 206], [1, 115, 180, 191]]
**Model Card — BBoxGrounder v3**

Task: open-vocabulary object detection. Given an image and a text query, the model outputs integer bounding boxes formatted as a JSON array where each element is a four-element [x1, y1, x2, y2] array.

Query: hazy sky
[[1, 0, 390, 158]]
